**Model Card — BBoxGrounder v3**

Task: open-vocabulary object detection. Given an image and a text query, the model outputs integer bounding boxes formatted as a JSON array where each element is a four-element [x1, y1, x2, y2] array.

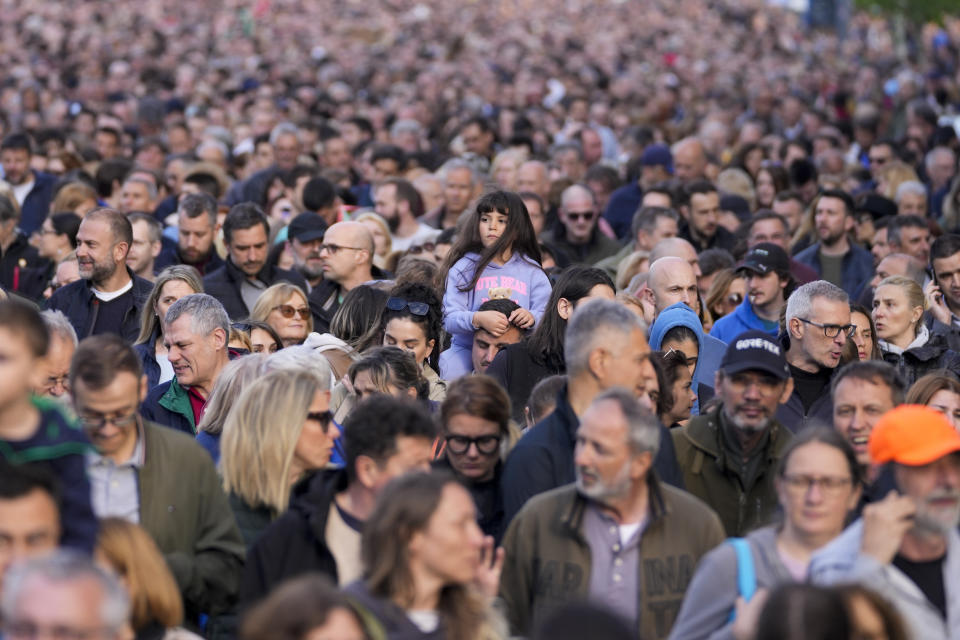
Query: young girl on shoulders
[[438, 190, 551, 379]]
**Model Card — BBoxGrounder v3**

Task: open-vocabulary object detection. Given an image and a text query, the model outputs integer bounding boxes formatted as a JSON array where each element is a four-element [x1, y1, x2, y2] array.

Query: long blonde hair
[[220, 368, 323, 513], [96, 518, 184, 632], [135, 265, 204, 345], [197, 355, 263, 436]]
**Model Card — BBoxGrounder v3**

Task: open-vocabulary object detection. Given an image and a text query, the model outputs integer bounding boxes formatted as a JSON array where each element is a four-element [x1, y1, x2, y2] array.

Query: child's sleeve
[[527, 267, 552, 324], [442, 259, 478, 337]]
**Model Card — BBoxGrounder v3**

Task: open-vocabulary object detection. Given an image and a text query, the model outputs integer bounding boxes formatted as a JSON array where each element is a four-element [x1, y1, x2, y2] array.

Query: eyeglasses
[[565, 210, 595, 222], [798, 317, 856, 339], [386, 297, 430, 316], [77, 409, 139, 431], [272, 305, 310, 320], [726, 292, 744, 305], [306, 410, 334, 433], [407, 242, 436, 255], [868, 155, 890, 166], [445, 434, 501, 455], [781, 473, 853, 496], [320, 243, 365, 254]]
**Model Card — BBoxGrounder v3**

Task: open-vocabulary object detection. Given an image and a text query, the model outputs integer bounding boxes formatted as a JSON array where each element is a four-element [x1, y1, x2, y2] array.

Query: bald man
[[649, 237, 703, 278], [643, 257, 700, 320], [308, 221, 388, 333], [672, 138, 708, 182]]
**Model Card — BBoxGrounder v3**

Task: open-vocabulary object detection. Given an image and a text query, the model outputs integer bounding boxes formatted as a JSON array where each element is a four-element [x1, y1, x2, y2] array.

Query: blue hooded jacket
[[648, 302, 728, 415]]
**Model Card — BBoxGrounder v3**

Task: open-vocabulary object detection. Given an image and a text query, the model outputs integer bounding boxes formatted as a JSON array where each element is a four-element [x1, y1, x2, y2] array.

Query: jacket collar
[[224, 255, 276, 286], [559, 472, 670, 536], [554, 383, 580, 447], [684, 403, 789, 466]]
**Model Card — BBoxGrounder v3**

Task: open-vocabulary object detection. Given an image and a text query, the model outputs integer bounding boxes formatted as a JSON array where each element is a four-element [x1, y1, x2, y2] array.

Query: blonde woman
[[195, 355, 263, 464], [96, 518, 203, 640], [134, 265, 204, 390], [220, 368, 339, 547], [250, 282, 312, 348], [489, 148, 527, 191], [873, 275, 960, 386]]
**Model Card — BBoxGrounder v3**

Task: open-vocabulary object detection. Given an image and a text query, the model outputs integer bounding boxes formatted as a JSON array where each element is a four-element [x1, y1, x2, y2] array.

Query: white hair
[[895, 180, 927, 203], [785, 280, 849, 324]]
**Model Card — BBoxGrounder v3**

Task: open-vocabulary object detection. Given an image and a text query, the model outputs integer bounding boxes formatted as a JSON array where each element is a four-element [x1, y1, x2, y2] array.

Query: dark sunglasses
[[386, 297, 430, 316], [727, 293, 744, 305], [566, 210, 595, 222], [307, 410, 334, 433], [407, 242, 436, 255], [445, 434, 501, 455], [231, 322, 253, 333], [273, 304, 310, 320]]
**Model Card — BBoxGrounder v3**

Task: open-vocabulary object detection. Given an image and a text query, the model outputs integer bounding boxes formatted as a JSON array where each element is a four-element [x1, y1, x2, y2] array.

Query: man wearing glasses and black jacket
[[776, 280, 854, 433]]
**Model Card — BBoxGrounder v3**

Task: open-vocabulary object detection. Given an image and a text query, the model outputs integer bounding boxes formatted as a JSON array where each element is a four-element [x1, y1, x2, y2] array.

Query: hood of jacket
[[649, 301, 706, 353]]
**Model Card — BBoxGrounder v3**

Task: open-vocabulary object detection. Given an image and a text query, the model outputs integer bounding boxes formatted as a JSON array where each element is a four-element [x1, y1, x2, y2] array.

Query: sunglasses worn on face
[[386, 297, 430, 316], [307, 410, 334, 433], [445, 434, 501, 455], [273, 305, 310, 320], [566, 210, 595, 222], [407, 242, 436, 254]]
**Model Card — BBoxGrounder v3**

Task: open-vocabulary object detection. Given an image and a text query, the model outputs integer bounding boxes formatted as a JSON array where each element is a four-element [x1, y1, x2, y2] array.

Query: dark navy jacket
[[0, 397, 97, 553], [133, 328, 163, 391], [500, 384, 685, 528], [45, 269, 153, 342], [793, 242, 873, 299], [19, 170, 57, 234], [203, 257, 307, 320], [141, 377, 196, 435]]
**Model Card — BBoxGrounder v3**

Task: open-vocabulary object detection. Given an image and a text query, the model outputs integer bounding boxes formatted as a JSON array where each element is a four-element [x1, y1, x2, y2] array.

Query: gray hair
[[262, 345, 333, 391], [895, 180, 927, 203], [925, 146, 956, 172], [564, 299, 645, 375], [390, 119, 422, 138], [196, 138, 229, 161], [122, 176, 157, 200], [439, 157, 481, 186], [41, 310, 78, 347], [1, 550, 129, 633], [164, 293, 230, 338], [269, 122, 300, 146], [785, 280, 849, 324], [592, 387, 661, 457]]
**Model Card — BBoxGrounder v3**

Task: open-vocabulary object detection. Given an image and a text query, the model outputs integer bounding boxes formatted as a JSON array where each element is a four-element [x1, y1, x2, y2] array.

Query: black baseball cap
[[737, 243, 790, 277], [287, 212, 327, 243], [720, 330, 790, 380]]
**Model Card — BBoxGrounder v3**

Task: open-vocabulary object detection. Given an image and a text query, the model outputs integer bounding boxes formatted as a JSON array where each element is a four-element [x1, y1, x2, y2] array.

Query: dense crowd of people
[[2, 0, 960, 639]]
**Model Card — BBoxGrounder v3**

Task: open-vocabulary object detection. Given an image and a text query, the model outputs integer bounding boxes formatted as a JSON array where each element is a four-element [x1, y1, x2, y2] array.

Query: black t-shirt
[[91, 290, 134, 337], [788, 363, 832, 414], [893, 552, 947, 620]]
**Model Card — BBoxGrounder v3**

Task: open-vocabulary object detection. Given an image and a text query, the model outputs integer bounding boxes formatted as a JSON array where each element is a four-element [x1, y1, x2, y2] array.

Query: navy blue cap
[[720, 330, 790, 380], [641, 143, 673, 173]]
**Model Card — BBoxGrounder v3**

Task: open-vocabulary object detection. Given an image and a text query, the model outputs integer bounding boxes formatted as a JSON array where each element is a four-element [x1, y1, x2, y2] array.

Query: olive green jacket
[[671, 404, 793, 537]]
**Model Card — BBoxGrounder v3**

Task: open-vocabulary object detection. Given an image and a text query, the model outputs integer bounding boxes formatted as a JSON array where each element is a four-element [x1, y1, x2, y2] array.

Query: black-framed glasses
[[386, 297, 430, 316], [272, 304, 310, 320], [306, 410, 334, 433], [77, 410, 139, 431], [798, 317, 856, 339], [320, 243, 365, 254], [445, 434, 501, 456], [566, 210, 595, 222]]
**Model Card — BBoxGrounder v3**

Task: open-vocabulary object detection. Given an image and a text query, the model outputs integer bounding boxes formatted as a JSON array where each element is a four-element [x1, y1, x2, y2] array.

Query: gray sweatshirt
[[668, 526, 795, 640]]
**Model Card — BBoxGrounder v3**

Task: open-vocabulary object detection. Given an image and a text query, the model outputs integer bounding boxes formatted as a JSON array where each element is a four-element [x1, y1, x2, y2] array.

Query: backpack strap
[[726, 537, 757, 623]]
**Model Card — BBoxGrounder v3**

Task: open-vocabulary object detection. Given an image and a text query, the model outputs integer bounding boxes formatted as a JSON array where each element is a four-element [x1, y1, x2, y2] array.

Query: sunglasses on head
[[272, 305, 310, 320], [386, 297, 430, 316]]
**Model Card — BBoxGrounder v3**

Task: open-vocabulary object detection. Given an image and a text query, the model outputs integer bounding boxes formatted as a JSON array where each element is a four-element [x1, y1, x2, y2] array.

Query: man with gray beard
[[811, 405, 960, 640], [672, 330, 795, 536], [499, 388, 724, 640]]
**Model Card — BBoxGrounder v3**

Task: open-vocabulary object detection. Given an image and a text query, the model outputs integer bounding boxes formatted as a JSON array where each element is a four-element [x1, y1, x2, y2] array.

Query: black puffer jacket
[[879, 331, 960, 387]]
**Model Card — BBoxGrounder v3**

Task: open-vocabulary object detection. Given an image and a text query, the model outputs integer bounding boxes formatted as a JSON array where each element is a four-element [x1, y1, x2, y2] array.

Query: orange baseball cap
[[869, 405, 960, 466]]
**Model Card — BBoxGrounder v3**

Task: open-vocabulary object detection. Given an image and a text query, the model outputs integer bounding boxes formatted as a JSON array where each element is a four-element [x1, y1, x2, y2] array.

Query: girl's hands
[[474, 310, 510, 336], [509, 308, 535, 329]]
